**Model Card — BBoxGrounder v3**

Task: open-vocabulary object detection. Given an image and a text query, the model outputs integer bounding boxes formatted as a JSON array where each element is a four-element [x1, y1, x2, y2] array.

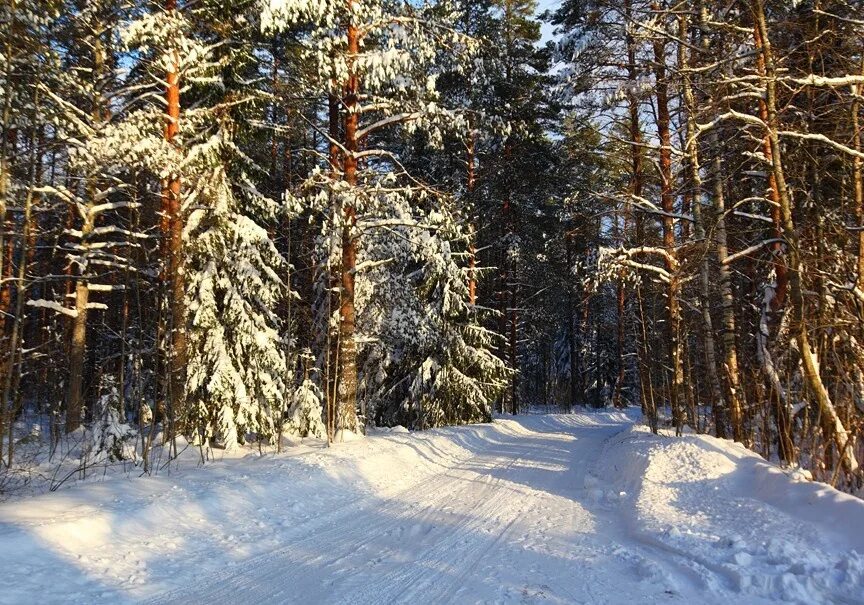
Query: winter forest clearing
[[0, 411, 862, 604], [3, 0, 864, 601]]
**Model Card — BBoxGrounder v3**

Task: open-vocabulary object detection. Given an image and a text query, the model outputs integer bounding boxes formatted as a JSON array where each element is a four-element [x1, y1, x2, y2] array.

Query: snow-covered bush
[[87, 376, 136, 463]]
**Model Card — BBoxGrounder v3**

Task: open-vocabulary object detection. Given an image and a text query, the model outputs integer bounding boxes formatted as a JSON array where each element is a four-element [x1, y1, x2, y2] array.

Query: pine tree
[[264, 0, 496, 436], [121, 0, 309, 450]]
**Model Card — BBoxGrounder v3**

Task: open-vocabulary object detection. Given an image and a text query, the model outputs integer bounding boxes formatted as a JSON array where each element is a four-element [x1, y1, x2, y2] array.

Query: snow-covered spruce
[[265, 0, 504, 432]]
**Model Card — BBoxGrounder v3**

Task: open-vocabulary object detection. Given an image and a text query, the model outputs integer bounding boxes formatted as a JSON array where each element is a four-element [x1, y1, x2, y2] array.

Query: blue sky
[[537, 0, 561, 44]]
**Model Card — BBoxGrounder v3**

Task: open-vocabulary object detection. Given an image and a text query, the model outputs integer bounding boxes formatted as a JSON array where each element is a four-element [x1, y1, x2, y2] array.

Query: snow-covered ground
[[0, 410, 862, 604]]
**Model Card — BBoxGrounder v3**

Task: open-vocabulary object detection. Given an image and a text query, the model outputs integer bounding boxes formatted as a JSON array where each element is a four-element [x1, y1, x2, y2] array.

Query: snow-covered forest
[[7, 0, 862, 489], [2, 1, 864, 599]]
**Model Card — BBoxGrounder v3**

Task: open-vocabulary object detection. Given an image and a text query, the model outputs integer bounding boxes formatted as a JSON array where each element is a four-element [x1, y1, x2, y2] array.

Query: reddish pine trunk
[[753, 24, 788, 312], [467, 128, 477, 306], [652, 18, 685, 432], [335, 7, 360, 434], [163, 0, 186, 433], [0, 231, 10, 334], [752, 15, 792, 459], [625, 0, 654, 424]]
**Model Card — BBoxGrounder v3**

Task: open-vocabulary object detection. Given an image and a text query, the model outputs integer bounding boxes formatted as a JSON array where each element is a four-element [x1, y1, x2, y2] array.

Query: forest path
[[140, 413, 716, 604], [14, 410, 852, 604]]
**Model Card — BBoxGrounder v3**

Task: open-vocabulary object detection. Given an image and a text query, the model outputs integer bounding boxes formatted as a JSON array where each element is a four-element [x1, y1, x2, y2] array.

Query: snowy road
[[2, 411, 862, 604], [148, 414, 676, 605]]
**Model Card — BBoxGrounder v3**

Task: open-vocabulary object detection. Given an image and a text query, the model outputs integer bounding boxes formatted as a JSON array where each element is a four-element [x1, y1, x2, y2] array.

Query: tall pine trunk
[[162, 0, 186, 439], [66, 29, 108, 433], [652, 10, 684, 432], [751, 11, 792, 461], [335, 5, 360, 435], [467, 125, 477, 306], [325, 91, 341, 442], [1, 86, 37, 460], [0, 0, 16, 435], [565, 231, 579, 411], [623, 0, 654, 426]]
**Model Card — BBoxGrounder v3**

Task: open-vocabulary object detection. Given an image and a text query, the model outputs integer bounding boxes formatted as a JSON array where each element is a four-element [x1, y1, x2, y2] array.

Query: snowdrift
[[590, 425, 864, 604]]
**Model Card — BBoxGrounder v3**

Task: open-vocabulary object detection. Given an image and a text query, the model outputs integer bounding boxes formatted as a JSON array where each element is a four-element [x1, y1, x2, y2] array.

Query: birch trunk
[[709, 133, 746, 444], [679, 11, 725, 438]]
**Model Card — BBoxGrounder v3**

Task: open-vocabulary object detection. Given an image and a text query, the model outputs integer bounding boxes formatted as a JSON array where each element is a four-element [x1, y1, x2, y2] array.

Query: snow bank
[[0, 420, 543, 604], [590, 425, 864, 604]]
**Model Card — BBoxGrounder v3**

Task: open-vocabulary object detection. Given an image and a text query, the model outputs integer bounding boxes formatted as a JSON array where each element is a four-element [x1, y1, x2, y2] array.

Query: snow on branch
[[828, 281, 864, 305], [351, 258, 395, 275], [811, 8, 864, 26], [734, 210, 774, 224], [696, 110, 766, 135], [27, 299, 77, 318], [778, 131, 864, 160], [616, 246, 680, 270], [788, 75, 864, 88], [615, 192, 694, 223], [355, 112, 424, 141], [597, 247, 675, 284], [616, 259, 672, 283], [723, 239, 785, 265]]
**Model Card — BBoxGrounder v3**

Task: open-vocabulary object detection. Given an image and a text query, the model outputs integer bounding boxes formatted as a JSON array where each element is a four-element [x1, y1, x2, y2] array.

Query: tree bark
[[162, 0, 186, 437], [0, 0, 16, 415], [753, 24, 788, 313], [709, 132, 746, 443], [1, 87, 37, 459], [565, 231, 578, 412], [335, 3, 360, 435], [325, 91, 341, 442], [652, 7, 685, 432], [854, 57, 864, 291], [467, 125, 477, 306], [66, 26, 107, 433], [679, 11, 725, 439], [623, 0, 654, 422], [613, 270, 626, 408]]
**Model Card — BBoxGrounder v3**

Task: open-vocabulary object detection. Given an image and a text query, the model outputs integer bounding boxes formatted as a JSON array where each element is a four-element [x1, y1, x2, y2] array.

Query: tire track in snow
[[142, 428, 550, 603], [143, 417, 653, 605], [340, 451, 531, 604]]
